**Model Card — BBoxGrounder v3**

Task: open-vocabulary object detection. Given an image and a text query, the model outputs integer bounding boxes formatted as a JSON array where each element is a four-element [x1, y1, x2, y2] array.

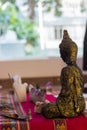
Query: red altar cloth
[[21, 94, 56, 130], [21, 93, 87, 130]]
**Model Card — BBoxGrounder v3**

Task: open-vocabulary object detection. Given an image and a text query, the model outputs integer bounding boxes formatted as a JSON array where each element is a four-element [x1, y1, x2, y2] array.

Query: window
[[0, 0, 87, 60]]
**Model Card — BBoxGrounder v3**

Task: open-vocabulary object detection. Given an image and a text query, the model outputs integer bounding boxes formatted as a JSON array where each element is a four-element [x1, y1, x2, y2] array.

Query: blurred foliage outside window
[[0, 0, 87, 59], [0, 1, 39, 51]]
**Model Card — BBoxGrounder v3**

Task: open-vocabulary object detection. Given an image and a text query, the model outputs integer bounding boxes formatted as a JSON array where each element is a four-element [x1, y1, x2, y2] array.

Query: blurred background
[[0, 0, 87, 59]]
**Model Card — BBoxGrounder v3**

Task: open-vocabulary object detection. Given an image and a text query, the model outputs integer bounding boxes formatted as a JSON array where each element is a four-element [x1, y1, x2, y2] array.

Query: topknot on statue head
[[59, 30, 78, 64]]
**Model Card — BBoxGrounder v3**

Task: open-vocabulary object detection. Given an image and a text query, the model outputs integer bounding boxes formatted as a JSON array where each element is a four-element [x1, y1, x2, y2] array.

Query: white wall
[[0, 57, 83, 79]]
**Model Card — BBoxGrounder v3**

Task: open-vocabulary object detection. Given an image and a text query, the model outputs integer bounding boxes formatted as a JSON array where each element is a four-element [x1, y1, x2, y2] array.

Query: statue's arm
[[59, 67, 74, 97]]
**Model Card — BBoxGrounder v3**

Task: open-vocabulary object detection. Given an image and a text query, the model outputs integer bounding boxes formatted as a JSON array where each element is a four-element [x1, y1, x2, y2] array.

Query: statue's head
[[59, 30, 78, 65]]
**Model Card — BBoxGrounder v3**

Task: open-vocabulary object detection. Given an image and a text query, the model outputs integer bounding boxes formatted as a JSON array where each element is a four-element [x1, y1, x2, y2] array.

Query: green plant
[[0, 1, 39, 47], [35, 0, 62, 16], [8, 16, 39, 47]]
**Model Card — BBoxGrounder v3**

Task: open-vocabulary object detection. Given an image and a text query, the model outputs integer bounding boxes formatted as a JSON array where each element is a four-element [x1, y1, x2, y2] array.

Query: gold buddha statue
[[41, 30, 85, 118]]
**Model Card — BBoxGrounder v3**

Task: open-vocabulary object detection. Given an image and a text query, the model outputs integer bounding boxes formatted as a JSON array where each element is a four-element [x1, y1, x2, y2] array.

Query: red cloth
[[21, 94, 55, 130], [66, 115, 87, 130], [21, 93, 87, 130]]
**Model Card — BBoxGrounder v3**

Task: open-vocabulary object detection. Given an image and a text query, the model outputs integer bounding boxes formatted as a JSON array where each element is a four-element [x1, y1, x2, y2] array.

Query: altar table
[[0, 91, 87, 130], [21, 93, 87, 130]]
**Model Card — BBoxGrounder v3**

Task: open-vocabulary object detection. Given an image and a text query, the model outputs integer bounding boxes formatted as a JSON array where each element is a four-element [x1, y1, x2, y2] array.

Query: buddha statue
[[41, 30, 85, 118]]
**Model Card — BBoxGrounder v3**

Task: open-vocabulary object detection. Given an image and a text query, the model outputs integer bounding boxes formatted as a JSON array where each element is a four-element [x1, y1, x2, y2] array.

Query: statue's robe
[[41, 65, 85, 118]]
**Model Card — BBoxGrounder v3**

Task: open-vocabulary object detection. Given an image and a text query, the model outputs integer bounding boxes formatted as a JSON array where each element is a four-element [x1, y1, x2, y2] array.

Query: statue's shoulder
[[62, 66, 71, 71], [61, 66, 73, 75]]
